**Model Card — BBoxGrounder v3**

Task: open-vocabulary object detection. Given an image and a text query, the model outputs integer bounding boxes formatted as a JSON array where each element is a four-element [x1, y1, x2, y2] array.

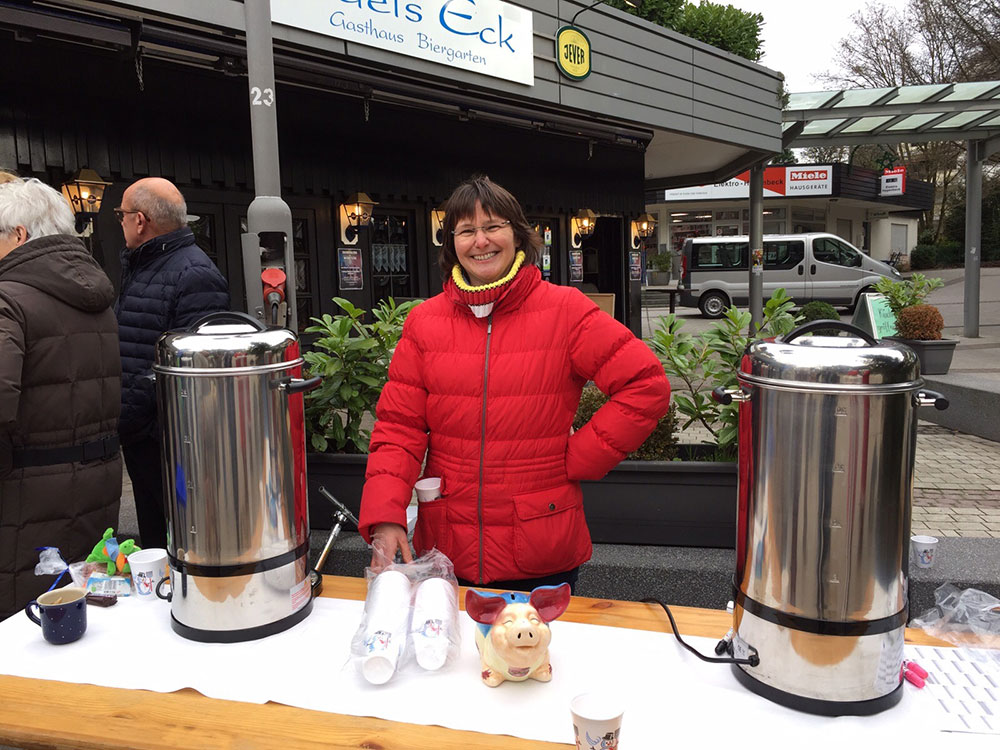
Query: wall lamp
[[60, 168, 111, 234], [339, 192, 378, 245], [570, 0, 641, 26], [430, 203, 446, 247], [631, 212, 657, 248], [571, 208, 597, 248]]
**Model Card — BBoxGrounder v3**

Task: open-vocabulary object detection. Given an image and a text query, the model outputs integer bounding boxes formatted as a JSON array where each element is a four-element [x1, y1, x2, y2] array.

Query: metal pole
[[243, 0, 297, 331], [748, 162, 765, 330], [963, 140, 983, 338]]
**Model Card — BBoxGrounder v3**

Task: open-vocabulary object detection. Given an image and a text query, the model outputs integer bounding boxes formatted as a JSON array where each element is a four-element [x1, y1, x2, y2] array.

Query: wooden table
[[0, 575, 949, 750]]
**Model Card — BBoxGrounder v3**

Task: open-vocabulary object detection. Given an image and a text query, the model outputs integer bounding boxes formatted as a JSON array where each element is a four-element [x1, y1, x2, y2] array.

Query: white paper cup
[[361, 570, 412, 684], [412, 577, 457, 671], [414, 477, 442, 503], [127, 548, 168, 601], [571, 693, 624, 750], [911, 535, 939, 569]]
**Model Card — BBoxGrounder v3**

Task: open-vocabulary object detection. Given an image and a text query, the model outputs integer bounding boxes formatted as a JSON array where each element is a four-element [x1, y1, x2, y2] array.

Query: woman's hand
[[370, 522, 414, 571]]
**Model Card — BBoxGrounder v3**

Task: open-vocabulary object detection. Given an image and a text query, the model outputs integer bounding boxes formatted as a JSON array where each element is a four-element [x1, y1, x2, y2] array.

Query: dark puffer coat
[[0, 234, 123, 619], [115, 227, 229, 444]]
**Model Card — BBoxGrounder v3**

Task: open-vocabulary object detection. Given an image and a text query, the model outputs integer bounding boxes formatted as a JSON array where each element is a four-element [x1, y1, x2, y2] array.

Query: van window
[[691, 242, 748, 270], [763, 240, 804, 270], [814, 237, 862, 268]]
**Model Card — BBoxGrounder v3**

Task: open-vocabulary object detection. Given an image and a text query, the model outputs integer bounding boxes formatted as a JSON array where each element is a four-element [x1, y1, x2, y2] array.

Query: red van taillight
[[680, 255, 688, 286]]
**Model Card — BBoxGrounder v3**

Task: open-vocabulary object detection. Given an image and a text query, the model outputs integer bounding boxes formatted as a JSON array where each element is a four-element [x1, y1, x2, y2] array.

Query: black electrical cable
[[641, 598, 760, 667]]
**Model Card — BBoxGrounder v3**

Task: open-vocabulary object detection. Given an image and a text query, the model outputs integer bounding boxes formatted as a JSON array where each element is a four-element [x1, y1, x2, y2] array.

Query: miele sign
[[663, 166, 834, 201], [272, 0, 535, 86], [786, 167, 832, 193]]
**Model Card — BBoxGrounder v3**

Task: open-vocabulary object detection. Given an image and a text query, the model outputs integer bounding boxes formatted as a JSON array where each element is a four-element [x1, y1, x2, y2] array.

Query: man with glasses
[[115, 177, 229, 549]]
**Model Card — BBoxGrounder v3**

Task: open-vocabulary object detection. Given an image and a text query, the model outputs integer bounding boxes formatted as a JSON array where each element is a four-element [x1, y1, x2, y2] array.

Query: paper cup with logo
[[411, 576, 458, 671], [911, 535, 939, 569], [414, 477, 442, 503], [128, 548, 169, 600], [571, 693, 624, 750], [361, 570, 413, 684]]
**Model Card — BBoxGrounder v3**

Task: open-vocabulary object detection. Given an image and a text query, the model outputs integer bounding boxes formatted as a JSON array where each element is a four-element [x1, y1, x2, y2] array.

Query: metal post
[[243, 0, 297, 331], [748, 162, 765, 330], [964, 140, 983, 338]]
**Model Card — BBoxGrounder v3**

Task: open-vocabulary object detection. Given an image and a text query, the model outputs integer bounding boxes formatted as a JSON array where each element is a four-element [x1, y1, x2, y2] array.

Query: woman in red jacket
[[359, 176, 670, 591]]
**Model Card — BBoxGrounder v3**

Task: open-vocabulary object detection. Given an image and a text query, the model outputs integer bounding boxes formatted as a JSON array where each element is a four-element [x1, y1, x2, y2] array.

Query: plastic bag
[[34, 547, 68, 576], [910, 584, 1000, 648], [350, 549, 462, 685]]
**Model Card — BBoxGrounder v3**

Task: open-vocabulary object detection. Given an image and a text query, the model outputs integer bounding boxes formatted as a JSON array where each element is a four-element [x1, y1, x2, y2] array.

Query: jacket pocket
[[413, 495, 449, 556], [512, 483, 588, 576]]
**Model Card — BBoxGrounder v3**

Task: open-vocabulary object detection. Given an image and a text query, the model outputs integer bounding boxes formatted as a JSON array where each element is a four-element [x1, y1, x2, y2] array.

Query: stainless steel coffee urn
[[718, 321, 948, 715], [154, 312, 320, 642]]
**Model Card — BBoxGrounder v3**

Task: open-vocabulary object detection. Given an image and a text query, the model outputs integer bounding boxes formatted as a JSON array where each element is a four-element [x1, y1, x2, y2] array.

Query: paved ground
[[647, 266, 1000, 539]]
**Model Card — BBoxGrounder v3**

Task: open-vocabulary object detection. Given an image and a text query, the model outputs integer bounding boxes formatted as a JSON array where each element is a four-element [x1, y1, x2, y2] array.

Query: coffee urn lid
[[740, 320, 921, 392], [154, 311, 301, 374]]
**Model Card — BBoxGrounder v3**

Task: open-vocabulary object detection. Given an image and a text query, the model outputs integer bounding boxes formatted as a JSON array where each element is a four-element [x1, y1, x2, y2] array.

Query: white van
[[678, 233, 902, 318]]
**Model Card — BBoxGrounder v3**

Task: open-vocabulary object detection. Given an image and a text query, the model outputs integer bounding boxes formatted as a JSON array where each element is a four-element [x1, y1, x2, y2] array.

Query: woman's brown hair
[[438, 175, 543, 278]]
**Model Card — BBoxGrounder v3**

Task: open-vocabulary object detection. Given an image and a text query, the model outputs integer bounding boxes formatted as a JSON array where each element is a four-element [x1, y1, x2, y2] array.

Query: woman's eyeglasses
[[452, 220, 510, 241]]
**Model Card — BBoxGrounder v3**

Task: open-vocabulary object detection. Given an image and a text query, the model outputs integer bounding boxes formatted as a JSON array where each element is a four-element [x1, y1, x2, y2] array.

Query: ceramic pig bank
[[465, 584, 571, 687]]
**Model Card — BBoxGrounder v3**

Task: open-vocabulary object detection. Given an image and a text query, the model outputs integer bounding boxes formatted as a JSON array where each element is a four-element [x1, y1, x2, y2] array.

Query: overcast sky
[[733, 0, 911, 93]]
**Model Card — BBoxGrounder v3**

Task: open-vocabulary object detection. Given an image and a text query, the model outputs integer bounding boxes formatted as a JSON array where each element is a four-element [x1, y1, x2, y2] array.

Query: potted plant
[[576, 290, 798, 549], [303, 296, 419, 526], [874, 274, 957, 375], [646, 252, 672, 286]]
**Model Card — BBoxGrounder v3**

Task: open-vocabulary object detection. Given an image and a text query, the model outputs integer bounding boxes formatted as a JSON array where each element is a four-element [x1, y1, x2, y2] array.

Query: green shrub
[[909, 245, 937, 270], [935, 241, 965, 267], [303, 297, 420, 453], [650, 252, 672, 272], [874, 273, 944, 316], [796, 300, 841, 335], [573, 385, 679, 461]]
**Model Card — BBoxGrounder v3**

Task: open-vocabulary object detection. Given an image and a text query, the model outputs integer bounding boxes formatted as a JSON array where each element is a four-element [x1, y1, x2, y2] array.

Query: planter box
[[645, 270, 670, 286], [888, 337, 958, 376], [581, 453, 738, 549], [306, 449, 740, 548], [306, 453, 367, 530]]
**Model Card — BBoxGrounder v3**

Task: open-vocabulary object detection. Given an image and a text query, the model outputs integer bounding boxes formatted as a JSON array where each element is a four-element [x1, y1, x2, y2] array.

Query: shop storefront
[[644, 163, 933, 276], [1, 0, 783, 335]]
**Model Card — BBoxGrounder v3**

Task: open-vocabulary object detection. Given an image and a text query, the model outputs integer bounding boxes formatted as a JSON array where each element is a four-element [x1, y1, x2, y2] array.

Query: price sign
[[851, 292, 897, 338]]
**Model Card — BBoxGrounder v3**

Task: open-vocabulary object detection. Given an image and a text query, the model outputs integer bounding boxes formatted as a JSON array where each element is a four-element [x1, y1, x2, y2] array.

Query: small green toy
[[86, 527, 141, 576]]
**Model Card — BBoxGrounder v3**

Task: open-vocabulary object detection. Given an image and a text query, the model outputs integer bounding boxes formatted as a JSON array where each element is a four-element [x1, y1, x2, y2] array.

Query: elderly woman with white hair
[[0, 177, 122, 620]]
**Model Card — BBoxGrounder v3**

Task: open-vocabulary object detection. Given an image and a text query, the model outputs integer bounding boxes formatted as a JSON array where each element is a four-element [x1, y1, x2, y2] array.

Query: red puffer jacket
[[359, 265, 670, 584]]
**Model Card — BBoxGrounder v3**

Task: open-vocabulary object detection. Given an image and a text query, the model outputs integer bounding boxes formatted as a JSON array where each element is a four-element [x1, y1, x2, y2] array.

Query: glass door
[[371, 211, 415, 301]]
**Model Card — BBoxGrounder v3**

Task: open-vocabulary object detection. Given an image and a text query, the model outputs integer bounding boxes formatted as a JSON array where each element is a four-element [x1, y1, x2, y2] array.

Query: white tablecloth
[[0, 594, 980, 744]]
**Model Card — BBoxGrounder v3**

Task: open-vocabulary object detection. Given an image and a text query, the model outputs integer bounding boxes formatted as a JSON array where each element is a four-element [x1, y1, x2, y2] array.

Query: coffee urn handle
[[276, 376, 322, 395], [781, 320, 879, 345], [188, 310, 268, 332], [712, 386, 751, 404], [915, 389, 949, 410]]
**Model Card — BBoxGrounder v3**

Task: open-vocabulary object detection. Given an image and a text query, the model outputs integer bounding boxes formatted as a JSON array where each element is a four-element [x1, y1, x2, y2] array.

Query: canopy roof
[[783, 81, 1000, 148]]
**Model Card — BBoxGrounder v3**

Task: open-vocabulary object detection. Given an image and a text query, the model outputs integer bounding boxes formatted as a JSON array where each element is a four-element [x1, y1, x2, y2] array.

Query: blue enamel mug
[[25, 586, 88, 644]]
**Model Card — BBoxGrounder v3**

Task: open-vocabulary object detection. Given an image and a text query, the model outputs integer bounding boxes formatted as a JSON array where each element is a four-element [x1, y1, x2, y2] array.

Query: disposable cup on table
[[910, 535, 939, 569], [571, 693, 624, 749], [127, 548, 169, 601], [414, 477, 441, 503], [411, 576, 458, 671], [362, 570, 412, 684]]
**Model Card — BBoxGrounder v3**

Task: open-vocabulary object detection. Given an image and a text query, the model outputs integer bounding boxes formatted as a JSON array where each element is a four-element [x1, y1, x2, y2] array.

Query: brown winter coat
[[0, 234, 122, 619]]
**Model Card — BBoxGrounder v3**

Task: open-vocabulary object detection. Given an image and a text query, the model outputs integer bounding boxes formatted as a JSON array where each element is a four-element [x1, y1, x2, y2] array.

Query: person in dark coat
[[0, 177, 123, 619], [114, 177, 229, 549]]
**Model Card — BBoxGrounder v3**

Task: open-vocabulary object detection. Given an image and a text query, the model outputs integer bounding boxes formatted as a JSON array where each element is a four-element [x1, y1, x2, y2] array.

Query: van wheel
[[847, 286, 874, 314], [699, 291, 729, 318]]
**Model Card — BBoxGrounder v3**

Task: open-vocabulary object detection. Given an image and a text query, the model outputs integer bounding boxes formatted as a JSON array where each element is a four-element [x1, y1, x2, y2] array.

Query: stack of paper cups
[[414, 477, 441, 502], [411, 577, 457, 671], [361, 570, 413, 684]]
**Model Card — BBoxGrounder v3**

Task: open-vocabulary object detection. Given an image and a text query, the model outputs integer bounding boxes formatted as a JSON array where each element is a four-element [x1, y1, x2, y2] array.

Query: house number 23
[[250, 86, 274, 106]]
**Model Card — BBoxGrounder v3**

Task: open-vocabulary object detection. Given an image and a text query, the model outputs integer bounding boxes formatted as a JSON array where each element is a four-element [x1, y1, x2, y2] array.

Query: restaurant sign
[[272, 0, 535, 86], [555, 25, 591, 80]]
